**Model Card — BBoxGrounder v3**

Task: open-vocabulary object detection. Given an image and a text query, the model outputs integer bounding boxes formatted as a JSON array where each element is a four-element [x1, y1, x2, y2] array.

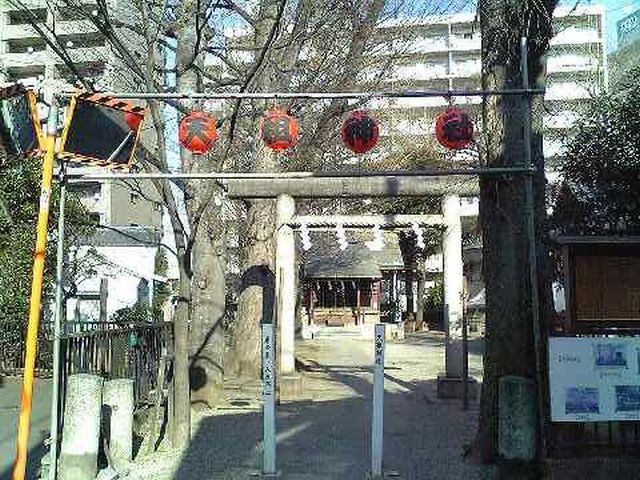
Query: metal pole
[[13, 103, 58, 480], [48, 163, 66, 480], [262, 323, 277, 476], [56, 88, 545, 100], [64, 166, 534, 182], [371, 323, 385, 478], [462, 295, 469, 411], [520, 37, 547, 458]]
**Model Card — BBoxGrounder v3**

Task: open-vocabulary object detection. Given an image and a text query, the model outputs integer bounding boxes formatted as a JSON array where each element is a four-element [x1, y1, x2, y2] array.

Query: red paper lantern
[[435, 107, 474, 150], [178, 111, 218, 154], [341, 110, 379, 154], [260, 108, 298, 150], [124, 111, 143, 131]]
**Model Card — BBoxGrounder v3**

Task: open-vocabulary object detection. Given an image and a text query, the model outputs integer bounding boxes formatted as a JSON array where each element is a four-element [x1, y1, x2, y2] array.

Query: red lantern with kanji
[[341, 110, 379, 154], [178, 110, 218, 154], [435, 107, 474, 149], [260, 108, 298, 150]]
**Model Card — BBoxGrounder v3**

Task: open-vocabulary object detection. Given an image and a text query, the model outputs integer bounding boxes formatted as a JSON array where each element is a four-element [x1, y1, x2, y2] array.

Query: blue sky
[[598, 0, 640, 51]]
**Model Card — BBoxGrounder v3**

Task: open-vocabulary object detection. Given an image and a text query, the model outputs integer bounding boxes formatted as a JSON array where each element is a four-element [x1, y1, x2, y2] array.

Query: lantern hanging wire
[[55, 88, 544, 101]]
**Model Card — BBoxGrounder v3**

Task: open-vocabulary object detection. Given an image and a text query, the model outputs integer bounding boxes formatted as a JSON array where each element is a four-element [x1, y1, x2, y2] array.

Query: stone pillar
[[103, 379, 134, 471], [59, 374, 103, 480], [275, 194, 296, 376], [499, 376, 536, 461], [416, 272, 426, 329], [442, 194, 464, 378]]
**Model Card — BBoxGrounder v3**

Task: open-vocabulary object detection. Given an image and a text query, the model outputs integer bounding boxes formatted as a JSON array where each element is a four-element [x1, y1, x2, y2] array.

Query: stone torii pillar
[[438, 194, 476, 398], [275, 194, 297, 376], [443, 194, 464, 378]]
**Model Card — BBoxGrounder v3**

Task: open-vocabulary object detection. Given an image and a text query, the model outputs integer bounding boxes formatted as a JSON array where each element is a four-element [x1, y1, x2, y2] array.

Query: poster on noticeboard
[[549, 337, 640, 422]]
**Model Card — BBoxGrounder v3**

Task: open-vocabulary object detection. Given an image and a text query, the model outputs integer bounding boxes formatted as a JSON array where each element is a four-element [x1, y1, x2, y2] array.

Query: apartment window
[[6, 39, 47, 54], [59, 33, 106, 49], [7, 66, 45, 82], [57, 5, 98, 21], [8, 9, 47, 25]]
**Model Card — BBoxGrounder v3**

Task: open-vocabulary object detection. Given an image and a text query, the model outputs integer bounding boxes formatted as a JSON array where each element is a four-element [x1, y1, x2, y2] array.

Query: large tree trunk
[[188, 188, 227, 407], [228, 0, 283, 378], [232, 147, 278, 378], [475, 0, 557, 464]]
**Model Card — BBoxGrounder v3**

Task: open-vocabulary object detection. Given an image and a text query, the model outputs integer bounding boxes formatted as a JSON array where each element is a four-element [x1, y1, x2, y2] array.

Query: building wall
[[68, 244, 158, 321]]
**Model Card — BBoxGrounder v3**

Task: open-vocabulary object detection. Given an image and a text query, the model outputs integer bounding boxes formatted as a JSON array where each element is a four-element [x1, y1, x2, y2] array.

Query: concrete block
[[436, 375, 479, 399], [59, 374, 103, 480], [278, 375, 304, 401], [103, 379, 134, 471]]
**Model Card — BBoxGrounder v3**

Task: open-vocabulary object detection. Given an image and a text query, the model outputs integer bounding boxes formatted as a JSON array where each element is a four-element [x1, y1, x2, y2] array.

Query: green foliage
[[552, 64, 640, 235], [0, 154, 93, 325], [110, 303, 154, 324], [424, 278, 443, 310]]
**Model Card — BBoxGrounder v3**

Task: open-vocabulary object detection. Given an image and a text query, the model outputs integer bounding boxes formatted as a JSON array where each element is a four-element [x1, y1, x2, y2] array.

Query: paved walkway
[[126, 331, 494, 480], [0, 377, 52, 480]]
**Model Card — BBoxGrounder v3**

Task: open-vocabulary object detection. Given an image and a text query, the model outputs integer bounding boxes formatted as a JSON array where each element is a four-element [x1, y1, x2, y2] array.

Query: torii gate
[[270, 192, 479, 395]]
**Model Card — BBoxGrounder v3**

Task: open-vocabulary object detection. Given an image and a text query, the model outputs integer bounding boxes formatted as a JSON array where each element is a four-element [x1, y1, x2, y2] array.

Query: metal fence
[[60, 321, 171, 405], [1, 320, 172, 406]]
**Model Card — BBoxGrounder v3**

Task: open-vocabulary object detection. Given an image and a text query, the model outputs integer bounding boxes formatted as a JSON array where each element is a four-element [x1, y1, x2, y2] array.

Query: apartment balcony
[[3, 19, 99, 40], [547, 55, 600, 74], [392, 63, 449, 81], [2, 45, 108, 68], [550, 28, 602, 46], [450, 64, 481, 79], [545, 82, 594, 101], [544, 111, 579, 130], [449, 36, 481, 51]]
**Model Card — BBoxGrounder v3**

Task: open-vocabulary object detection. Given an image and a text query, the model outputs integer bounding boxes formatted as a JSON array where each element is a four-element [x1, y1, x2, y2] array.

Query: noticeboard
[[549, 337, 640, 422], [0, 84, 44, 157], [59, 92, 146, 170]]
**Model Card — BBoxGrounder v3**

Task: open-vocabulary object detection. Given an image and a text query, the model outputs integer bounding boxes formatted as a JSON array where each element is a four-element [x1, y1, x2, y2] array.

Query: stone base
[[436, 375, 480, 399], [277, 375, 304, 402]]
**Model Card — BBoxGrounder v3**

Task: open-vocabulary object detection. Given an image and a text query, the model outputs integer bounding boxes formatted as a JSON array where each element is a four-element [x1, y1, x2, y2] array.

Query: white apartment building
[[372, 4, 607, 170], [0, 1, 109, 87]]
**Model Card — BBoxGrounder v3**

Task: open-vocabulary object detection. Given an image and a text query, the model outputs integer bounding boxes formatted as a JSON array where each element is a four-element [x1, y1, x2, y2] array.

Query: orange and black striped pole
[[13, 103, 58, 480]]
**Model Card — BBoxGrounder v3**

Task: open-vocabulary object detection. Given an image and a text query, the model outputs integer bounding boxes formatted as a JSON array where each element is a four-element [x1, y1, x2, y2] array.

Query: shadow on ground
[[171, 370, 492, 480], [0, 377, 51, 480]]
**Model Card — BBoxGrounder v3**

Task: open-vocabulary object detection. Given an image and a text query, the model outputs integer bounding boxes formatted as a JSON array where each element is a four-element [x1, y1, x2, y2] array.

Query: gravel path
[[126, 331, 495, 480]]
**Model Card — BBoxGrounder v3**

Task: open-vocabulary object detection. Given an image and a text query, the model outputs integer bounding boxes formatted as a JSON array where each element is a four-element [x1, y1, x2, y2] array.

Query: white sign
[[549, 337, 640, 422], [261, 323, 276, 474]]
